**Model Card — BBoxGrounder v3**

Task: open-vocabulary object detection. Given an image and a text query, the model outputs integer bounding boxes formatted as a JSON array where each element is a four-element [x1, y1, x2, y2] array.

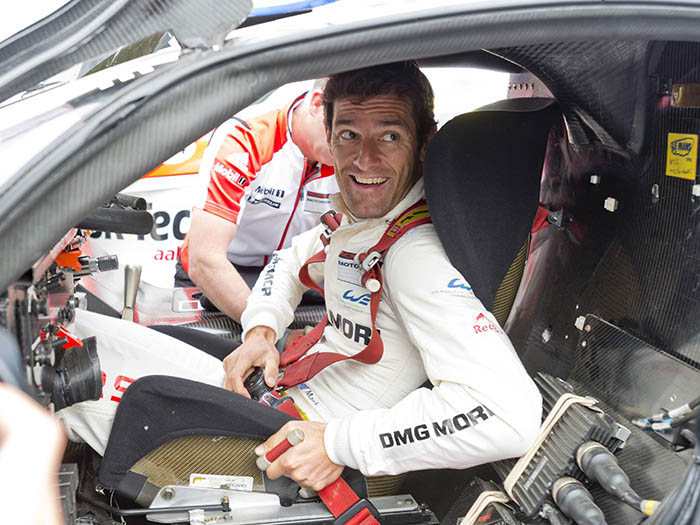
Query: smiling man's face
[[329, 95, 423, 218]]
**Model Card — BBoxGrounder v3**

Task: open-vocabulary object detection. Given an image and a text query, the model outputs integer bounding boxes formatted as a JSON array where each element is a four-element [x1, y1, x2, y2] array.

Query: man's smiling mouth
[[352, 175, 388, 185]]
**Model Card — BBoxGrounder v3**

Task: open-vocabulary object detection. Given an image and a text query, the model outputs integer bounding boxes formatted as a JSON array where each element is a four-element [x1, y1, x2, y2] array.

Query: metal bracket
[[146, 486, 280, 524], [547, 209, 574, 230]]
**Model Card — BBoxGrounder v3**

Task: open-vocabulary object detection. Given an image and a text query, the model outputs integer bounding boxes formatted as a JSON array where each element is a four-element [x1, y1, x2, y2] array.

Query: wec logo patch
[[431, 278, 475, 298], [448, 278, 472, 291], [342, 290, 370, 306]]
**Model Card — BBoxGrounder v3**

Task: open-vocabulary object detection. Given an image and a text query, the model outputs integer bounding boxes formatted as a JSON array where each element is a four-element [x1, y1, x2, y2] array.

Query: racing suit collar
[[330, 177, 425, 226]]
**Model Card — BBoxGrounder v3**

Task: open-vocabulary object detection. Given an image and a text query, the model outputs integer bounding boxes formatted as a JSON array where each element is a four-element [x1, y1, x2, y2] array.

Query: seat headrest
[[424, 98, 559, 310]]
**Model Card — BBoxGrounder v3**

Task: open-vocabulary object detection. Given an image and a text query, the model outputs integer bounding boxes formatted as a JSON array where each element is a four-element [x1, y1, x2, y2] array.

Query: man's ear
[[309, 91, 324, 114], [419, 124, 438, 162], [324, 106, 333, 143]]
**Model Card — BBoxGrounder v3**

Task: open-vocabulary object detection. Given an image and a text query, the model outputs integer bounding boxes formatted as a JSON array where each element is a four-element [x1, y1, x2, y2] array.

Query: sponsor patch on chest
[[302, 190, 331, 214], [341, 289, 371, 311], [337, 251, 363, 286]]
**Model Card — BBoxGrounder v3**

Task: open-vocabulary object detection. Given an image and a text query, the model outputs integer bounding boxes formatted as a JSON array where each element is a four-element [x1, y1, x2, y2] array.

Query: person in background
[[175, 80, 338, 323]]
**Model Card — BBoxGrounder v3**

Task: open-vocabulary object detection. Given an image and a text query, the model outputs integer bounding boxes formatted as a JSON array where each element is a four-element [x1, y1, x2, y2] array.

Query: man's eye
[[339, 130, 357, 140], [381, 132, 398, 142]]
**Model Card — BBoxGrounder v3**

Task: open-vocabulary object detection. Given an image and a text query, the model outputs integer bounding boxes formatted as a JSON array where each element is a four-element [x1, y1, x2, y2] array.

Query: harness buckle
[[320, 229, 332, 247], [355, 250, 382, 272], [320, 210, 342, 247]]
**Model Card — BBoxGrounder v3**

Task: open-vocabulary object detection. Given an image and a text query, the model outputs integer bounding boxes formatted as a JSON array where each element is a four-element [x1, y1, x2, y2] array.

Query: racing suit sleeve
[[323, 226, 542, 476], [241, 224, 326, 341], [198, 111, 278, 224]]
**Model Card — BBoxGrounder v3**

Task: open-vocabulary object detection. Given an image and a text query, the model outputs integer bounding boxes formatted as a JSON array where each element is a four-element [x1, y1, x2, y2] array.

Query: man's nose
[[354, 137, 381, 170]]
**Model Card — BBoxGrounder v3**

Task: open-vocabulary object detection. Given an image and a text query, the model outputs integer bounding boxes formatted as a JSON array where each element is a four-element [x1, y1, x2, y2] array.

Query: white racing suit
[[57, 311, 226, 455], [242, 177, 542, 476], [59, 177, 541, 477]]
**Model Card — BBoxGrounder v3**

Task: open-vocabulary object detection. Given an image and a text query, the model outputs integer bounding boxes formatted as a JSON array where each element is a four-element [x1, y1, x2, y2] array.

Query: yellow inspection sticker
[[666, 133, 698, 180]]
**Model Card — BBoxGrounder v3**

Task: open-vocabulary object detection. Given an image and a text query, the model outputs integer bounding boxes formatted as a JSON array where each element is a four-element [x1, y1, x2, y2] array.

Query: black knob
[[97, 255, 119, 272], [244, 367, 271, 400]]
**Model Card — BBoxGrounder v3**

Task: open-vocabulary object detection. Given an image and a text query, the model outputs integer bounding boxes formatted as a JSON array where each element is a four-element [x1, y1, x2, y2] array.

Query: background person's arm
[[187, 208, 251, 323]]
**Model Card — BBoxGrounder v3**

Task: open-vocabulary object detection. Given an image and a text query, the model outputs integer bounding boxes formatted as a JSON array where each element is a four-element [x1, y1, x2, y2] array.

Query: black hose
[[689, 395, 700, 410], [577, 442, 659, 516], [678, 471, 700, 525], [635, 395, 700, 426], [114, 193, 147, 210], [77, 207, 154, 235], [552, 477, 608, 525], [681, 428, 698, 447], [658, 462, 700, 525], [671, 408, 700, 428], [647, 418, 700, 525]]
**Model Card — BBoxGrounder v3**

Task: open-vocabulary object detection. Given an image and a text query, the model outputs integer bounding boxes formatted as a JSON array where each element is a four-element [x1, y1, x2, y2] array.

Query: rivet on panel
[[541, 326, 553, 343], [651, 184, 660, 203], [604, 197, 618, 212]]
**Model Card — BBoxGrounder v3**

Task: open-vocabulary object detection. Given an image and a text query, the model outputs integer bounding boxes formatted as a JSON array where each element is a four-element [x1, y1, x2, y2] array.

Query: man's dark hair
[[323, 61, 436, 147]]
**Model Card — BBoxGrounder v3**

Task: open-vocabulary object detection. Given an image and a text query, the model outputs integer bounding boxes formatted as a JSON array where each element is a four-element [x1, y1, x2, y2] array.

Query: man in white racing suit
[[225, 61, 542, 491], [57, 61, 541, 499]]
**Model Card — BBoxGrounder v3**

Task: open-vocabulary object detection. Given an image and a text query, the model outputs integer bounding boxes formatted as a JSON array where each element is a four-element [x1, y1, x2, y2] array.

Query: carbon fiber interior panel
[[571, 315, 700, 433], [496, 41, 651, 151]]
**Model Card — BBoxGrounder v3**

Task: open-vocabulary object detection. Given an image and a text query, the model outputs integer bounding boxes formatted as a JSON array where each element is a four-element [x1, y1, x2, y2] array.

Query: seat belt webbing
[[278, 200, 430, 388]]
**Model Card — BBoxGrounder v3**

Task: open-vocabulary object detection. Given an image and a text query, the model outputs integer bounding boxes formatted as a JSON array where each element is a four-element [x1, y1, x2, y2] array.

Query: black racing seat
[[96, 97, 560, 521], [403, 97, 560, 517], [424, 97, 560, 325]]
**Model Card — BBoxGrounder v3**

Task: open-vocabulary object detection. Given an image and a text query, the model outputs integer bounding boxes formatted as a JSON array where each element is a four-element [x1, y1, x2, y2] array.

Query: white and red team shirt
[[180, 94, 338, 271]]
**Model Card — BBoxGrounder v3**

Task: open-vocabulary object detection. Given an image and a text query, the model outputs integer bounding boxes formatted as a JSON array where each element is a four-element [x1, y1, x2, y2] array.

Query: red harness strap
[[278, 200, 431, 388], [270, 201, 430, 525], [261, 400, 380, 524]]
